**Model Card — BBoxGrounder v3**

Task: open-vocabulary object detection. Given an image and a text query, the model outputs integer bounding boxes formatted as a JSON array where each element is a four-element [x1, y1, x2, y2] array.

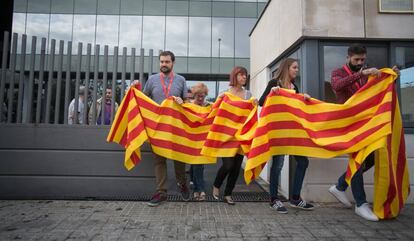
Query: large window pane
[[173, 56, 188, 74], [322, 45, 388, 103], [258, 2, 266, 16], [143, 0, 166, 15], [26, 14, 49, 53], [218, 80, 229, 95], [119, 16, 142, 54], [166, 17, 188, 56], [189, 17, 211, 57], [51, 0, 74, 14], [396, 47, 414, 124], [14, 0, 28, 12], [212, 2, 234, 17], [12, 13, 26, 35], [187, 80, 217, 101], [74, 0, 97, 14], [73, 15, 96, 53], [212, 18, 234, 58], [49, 14, 73, 53], [167, 1, 189, 16], [235, 2, 257, 18], [28, 0, 51, 13], [235, 18, 255, 58], [98, 0, 120, 14], [212, 58, 234, 74], [142, 16, 165, 55], [120, 0, 143, 15], [235, 58, 250, 72], [189, 1, 211, 17], [188, 57, 211, 74], [96, 15, 120, 54], [12, 13, 26, 54]]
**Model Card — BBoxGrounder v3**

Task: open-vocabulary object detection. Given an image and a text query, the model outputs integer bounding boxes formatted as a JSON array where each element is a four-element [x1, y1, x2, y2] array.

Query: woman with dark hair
[[212, 66, 257, 205], [259, 58, 314, 213]]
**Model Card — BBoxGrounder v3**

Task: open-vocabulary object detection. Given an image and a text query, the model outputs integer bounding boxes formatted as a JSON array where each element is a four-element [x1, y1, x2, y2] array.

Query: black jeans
[[213, 154, 244, 196]]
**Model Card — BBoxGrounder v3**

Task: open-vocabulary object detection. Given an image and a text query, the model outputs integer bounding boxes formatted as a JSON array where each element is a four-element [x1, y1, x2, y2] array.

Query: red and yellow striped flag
[[107, 89, 257, 170], [244, 68, 409, 219]]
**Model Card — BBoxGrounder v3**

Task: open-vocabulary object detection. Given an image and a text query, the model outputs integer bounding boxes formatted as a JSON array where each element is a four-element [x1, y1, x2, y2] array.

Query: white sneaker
[[355, 203, 379, 221], [328, 185, 352, 208]]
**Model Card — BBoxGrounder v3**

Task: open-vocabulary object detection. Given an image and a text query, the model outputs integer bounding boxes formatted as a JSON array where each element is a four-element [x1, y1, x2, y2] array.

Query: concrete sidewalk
[[0, 200, 413, 241]]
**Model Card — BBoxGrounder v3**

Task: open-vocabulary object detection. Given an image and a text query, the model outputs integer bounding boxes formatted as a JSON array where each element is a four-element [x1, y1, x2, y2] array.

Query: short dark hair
[[348, 44, 367, 56], [159, 51, 175, 62]]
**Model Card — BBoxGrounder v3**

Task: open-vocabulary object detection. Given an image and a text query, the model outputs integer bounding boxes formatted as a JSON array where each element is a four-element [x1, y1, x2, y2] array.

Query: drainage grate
[[1, 192, 271, 202], [83, 192, 271, 202]]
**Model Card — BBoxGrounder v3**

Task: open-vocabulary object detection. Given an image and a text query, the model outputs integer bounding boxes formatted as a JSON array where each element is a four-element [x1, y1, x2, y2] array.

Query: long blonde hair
[[273, 58, 298, 89]]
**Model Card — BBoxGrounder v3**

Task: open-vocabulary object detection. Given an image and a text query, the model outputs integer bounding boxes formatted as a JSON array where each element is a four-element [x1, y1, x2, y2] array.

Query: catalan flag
[[244, 68, 409, 219], [107, 89, 257, 170]]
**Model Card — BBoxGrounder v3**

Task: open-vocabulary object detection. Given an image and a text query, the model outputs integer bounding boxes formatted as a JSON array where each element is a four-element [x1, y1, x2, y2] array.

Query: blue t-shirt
[[143, 73, 188, 104]]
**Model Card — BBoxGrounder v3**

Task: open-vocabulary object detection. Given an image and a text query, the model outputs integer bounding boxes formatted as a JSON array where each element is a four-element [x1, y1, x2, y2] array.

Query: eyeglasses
[[194, 94, 206, 98]]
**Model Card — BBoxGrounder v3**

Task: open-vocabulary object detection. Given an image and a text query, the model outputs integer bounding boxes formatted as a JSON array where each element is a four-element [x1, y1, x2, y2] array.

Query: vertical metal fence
[[0, 31, 155, 125]]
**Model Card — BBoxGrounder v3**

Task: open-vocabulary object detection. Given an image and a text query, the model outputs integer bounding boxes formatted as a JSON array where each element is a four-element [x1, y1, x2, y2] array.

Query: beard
[[160, 66, 171, 74], [348, 62, 363, 72]]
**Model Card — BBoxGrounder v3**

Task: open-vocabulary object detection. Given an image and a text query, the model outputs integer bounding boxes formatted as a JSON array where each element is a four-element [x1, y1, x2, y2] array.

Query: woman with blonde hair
[[190, 83, 210, 201], [259, 58, 314, 213]]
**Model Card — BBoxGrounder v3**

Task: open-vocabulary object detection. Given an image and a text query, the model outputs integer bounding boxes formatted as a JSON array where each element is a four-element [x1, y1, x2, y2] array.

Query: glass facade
[[266, 40, 413, 129], [12, 0, 267, 87], [396, 46, 414, 125], [322, 44, 388, 103]]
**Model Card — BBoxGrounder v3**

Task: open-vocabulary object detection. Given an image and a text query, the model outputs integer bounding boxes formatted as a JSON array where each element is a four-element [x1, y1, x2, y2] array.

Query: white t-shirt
[[68, 98, 85, 124]]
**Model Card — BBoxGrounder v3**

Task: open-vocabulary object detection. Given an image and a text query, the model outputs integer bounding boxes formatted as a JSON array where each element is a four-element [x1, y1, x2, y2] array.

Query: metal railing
[[0, 31, 155, 125]]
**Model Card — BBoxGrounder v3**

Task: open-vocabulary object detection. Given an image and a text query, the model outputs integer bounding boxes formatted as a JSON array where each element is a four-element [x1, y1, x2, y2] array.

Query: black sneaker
[[147, 192, 167, 207], [270, 200, 288, 214], [178, 183, 190, 201], [289, 199, 314, 210]]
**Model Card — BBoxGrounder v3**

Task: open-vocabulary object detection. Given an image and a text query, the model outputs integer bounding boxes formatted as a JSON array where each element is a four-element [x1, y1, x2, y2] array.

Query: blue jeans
[[336, 152, 375, 207], [191, 164, 205, 192], [269, 155, 309, 199]]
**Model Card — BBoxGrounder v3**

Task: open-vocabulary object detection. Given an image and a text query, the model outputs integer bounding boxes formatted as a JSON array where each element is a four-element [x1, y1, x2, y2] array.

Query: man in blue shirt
[[142, 51, 190, 206]]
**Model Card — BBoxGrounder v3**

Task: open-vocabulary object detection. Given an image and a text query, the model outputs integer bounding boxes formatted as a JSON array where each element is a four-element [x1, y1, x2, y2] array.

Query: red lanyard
[[343, 64, 361, 89], [160, 72, 174, 98]]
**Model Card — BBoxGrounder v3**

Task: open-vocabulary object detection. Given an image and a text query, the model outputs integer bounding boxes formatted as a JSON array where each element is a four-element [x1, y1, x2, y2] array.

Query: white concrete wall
[[364, 0, 414, 39], [302, 0, 365, 37], [249, 0, 303, 84], [302, 135, 414, 204], [301, 0, 414, 39], [249, 0, 414, 203]]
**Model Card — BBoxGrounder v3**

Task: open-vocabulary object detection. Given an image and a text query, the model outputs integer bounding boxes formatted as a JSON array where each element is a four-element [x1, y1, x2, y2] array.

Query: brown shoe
[[224, 196, 235, 205]]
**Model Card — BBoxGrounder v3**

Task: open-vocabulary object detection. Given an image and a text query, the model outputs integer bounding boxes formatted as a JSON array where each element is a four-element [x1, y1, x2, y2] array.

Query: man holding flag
[[328, 44, 399, 221], [135, 51, 190, 206]]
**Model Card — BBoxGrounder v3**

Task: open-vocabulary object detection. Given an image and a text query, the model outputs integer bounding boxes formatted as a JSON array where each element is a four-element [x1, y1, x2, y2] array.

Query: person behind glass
[[328, 44, 400, 221], [132, 51, 190, 207], [68, 85, 86, 125], [190, 83, 210, 201], [88, 87, 119, 125], [258, 58, 314, 213], [212, 66, 258, 205]]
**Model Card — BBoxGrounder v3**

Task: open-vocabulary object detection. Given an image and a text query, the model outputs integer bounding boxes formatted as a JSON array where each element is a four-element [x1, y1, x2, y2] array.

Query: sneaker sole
[[289, 203, 314, 211], [269, 206, 288, 214], [355, 210, 379, 221], [328, 189, 352, 208], [147, 200, 166, 207]]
